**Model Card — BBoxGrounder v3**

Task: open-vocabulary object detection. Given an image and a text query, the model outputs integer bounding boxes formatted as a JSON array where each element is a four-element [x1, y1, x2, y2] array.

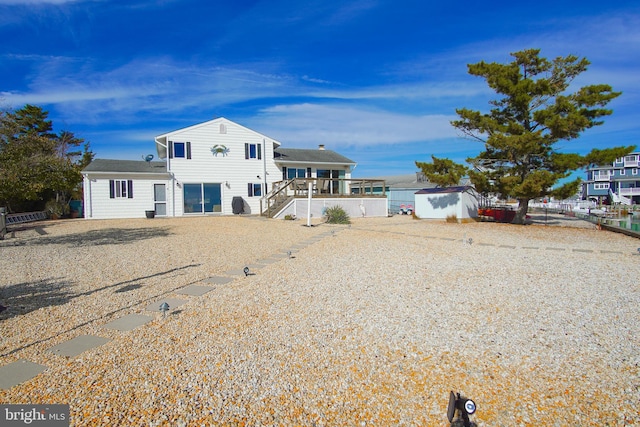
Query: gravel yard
[[0, 215, 639, 426]]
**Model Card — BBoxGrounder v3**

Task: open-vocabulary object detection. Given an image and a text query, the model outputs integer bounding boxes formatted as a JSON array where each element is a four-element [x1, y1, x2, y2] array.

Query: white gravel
[[0, 215, 639, 426]]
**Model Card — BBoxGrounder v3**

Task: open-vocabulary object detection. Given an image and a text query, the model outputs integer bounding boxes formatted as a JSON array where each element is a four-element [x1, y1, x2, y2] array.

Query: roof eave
[[274, 160, 356, 166]]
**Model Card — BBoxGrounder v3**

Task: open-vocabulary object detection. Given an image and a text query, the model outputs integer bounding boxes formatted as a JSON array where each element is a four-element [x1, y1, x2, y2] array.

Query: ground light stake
[[159, 302, 170, 318], [447, 391, 477, 427]]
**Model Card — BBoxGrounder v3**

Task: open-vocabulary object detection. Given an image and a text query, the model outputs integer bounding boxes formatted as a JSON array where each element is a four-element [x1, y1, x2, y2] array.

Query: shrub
[[284, 214, 296, 220], [446, 214, 458, 223], [45, 199, 69, 218], [325, 205, 351, 224]]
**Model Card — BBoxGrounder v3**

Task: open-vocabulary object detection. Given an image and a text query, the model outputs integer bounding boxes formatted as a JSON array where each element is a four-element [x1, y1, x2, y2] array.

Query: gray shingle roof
[[82, 159, 168, 174], [274, 148, 355, 164]]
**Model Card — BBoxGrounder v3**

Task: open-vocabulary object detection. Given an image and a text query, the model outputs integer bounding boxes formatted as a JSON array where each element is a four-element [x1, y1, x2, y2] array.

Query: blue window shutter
[[247, 183, 253, 197], [245, 143, 249, 159], [257, 144, 262, 160], [169, 141, 174, 158], [127, 180, 133, 198], [109, 180, 115, 198], [186, 142, 192, 159]]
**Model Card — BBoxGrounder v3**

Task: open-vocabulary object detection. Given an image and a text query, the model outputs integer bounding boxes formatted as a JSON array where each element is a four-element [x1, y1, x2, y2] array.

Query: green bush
[[325, 205, 351, 224]]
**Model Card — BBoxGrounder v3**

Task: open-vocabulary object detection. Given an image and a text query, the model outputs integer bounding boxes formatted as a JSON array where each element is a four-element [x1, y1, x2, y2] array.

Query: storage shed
[[414, 186, 478, 220]]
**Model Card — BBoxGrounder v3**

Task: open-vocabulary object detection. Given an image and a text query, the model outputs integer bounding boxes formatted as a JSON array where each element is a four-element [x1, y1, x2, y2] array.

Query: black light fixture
[[243, 266, 250, 277], [447, 391, 477, 427]]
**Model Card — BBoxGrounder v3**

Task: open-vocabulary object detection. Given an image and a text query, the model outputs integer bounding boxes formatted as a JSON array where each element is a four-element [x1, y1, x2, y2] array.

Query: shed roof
[[274, 148, 355, 165], [415, 185, 474, 194], [82, 159, 168, 174]]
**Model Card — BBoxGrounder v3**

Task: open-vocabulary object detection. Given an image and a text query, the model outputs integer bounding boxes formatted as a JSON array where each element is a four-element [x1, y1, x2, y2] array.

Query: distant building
[[353, 172, 437, 214], [582, 152, 640, 205]]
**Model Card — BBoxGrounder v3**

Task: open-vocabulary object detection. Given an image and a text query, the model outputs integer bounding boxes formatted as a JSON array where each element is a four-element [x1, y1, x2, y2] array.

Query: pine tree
[[419, 49, 634, 224]]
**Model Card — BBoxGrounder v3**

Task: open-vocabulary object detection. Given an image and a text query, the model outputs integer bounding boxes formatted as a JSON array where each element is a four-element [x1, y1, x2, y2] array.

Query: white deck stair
[[609, 189, 631, 206]]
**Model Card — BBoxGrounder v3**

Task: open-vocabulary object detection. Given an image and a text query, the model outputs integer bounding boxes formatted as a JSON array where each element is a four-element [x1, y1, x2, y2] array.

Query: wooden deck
[[262, 178, 386, 217]]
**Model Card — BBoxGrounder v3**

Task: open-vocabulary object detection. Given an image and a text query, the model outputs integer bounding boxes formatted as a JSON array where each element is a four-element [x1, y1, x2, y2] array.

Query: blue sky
[[1, 0, 639, 179]]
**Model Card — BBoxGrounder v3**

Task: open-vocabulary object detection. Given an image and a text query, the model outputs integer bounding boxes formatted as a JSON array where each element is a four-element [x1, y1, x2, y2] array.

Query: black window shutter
[[109, 180, 115, 198], [244, 143, 249, 159], [307, 167, 311, 177], [169, 141, 174, 158], [258, 144, 262, 160], [247, 183, 253, 197], [282, 167, 287, 180], [186, 142, 191, 159], [127, 180, 133, 198]]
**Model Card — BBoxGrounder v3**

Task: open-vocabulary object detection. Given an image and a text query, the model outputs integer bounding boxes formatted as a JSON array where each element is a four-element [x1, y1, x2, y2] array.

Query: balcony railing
[[624, 156, 639, 168], [619, 187, 640, 196], [593, 173, 613, 181]]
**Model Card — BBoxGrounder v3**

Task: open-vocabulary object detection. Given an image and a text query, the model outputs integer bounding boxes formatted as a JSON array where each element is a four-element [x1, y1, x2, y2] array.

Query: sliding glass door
[[183, 183, 221, 214]]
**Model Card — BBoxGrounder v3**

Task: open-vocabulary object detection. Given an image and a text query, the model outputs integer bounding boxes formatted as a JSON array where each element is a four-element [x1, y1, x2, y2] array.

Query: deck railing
[[261, 178, 386, 217]]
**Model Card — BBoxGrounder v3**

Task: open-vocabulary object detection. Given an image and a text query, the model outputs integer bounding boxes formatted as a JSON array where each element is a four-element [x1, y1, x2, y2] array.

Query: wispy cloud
[[251, 103, 458, 148]]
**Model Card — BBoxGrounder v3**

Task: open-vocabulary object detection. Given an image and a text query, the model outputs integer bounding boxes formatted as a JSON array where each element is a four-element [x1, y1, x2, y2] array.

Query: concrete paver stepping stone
[[270, 253, 289, 259], [102, 314, 153, 331], [144, 298, 187, 312], [203, 276, 234, 285], [48, 335, 111, 358], [257, 258, 279, 264], [246, 263, 265, 269], [225, 268, 247, 276], [0, 359, 47, 390], [176, 285, 214, 296]]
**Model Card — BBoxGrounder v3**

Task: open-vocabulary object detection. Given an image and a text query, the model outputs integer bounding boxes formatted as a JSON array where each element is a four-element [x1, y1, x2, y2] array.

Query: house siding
[[583, 152, 640, 204], [414, 189, 478, 220], [83, 118, 361, 219], [84, 174, 169, 219], [161, 119, 281, 215]]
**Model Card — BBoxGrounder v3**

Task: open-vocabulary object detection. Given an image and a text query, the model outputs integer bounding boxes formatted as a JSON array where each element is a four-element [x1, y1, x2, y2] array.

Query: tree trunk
[[513, 198, 530, 224]]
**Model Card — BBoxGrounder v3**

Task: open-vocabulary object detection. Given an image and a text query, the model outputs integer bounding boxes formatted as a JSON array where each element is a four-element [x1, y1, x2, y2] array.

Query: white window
[[633, 168, 638, 175], [169, 141, 192, 159], [594, 183, 609, 190], [620, 169, 625, 175], [244, 143, 262, 160], [247, 183, 262, 197], [109, 180, 133, 198]]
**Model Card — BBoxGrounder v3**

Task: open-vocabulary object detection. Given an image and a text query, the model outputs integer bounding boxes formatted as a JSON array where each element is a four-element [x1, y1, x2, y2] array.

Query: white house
[[82, 117, 387, 219], [414, 186, 479, 220]]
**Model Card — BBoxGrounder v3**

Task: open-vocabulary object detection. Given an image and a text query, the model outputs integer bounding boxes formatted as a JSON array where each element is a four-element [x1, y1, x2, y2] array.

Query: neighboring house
[[82, 117, 386, 219], [582, 152, 640, 205], [414, 186, 479, 220], [372, 172, 437, 214]]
